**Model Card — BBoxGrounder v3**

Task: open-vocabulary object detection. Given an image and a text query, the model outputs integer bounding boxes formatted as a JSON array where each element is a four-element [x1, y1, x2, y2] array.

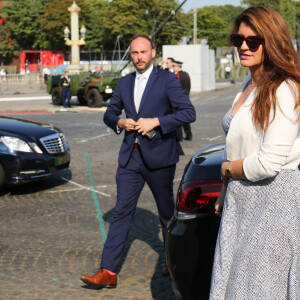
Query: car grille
[[40, 133, 68, 154]]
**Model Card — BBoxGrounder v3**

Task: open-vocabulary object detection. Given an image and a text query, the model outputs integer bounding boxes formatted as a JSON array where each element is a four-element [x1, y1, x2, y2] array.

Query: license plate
[[105, 88, 113, 94], [55, 154, 70, 166]]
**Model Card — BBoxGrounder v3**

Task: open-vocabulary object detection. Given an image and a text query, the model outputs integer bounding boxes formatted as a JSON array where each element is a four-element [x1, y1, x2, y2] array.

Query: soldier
[[60, 70, 71, 108]]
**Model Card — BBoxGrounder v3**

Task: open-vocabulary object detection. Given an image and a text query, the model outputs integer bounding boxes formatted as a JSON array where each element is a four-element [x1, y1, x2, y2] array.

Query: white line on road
[[54, 177, 111, 197], [202, 135, 224, 141], [78, 133, 112, 143]]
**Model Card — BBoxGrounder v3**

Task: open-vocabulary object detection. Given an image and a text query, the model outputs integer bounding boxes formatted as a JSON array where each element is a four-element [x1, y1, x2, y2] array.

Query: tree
[[84, 0, 109, 51], [1, 0, 48, 51], [241, 0, 296, 37], [182, 5, 243, 50], [100, 0, 188, 52], [0, 11, 17, 62]]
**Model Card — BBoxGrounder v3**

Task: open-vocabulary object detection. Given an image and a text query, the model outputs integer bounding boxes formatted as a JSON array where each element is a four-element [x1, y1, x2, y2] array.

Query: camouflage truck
[[46, 72, 120, 108]]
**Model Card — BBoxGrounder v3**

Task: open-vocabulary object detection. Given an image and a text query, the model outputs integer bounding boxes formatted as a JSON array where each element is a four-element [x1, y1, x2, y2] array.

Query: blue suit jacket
[[103, 66, 196, 169]]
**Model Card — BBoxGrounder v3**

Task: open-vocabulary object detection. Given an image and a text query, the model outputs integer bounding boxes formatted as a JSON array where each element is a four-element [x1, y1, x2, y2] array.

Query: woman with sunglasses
[[210, 6, 300, 299]]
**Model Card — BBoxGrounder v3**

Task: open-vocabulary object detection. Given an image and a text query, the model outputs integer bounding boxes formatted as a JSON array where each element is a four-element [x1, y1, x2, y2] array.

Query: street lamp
[[80, 25, 86, 39], [64, 0, 86, 74], [64, 26, 70, 40]]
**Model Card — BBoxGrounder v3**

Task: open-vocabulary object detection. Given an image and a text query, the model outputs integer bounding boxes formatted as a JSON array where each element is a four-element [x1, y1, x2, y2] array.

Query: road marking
[[78, 133, 112, 143], [84, 153, 107, 243], [60, 177, 110, 197], [202, 135, 224, 141]]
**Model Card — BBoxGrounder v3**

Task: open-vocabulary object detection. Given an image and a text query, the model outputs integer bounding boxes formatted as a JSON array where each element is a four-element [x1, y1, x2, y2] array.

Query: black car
[[0, 116, 70, 192], [166, 143, 224, 300]]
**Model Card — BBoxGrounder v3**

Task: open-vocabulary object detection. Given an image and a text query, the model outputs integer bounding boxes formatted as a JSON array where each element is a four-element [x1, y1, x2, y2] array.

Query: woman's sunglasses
[[230, 34, 264, 52]]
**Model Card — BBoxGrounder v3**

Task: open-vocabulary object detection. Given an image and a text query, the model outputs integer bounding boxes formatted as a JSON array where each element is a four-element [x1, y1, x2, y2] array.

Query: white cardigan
[[226, 75, 300, 182]]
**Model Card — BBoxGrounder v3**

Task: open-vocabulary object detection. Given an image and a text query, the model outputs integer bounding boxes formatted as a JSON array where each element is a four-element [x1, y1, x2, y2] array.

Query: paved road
[[0, 84, 240, 300]]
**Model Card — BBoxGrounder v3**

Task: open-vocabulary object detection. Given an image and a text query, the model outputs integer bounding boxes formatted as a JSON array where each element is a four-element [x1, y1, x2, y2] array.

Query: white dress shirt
[[134, 64, 153, 110]]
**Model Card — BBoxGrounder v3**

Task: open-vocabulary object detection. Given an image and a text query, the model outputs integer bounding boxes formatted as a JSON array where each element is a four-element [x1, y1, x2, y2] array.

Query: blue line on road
[[84, 152, 107, 243]]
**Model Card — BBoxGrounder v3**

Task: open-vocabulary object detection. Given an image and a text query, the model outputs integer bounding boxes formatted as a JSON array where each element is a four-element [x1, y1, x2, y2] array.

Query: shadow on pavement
[[81, 207, 176, 299]]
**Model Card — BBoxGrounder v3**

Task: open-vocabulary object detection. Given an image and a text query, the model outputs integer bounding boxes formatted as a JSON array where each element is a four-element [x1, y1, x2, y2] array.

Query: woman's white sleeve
[[243, 83, 299, 182]]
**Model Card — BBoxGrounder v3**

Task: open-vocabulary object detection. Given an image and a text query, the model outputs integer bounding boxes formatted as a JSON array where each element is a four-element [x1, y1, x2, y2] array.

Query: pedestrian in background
[[80, 34, 196, 289], [158, 57, 174, 72], [59, 70, 71, 108], [173, 60, 192, 141], [165, 57, 174, 72], [225, 65, 231, 78], [42, 67, 50, 84], [211, 6, 300, 299]]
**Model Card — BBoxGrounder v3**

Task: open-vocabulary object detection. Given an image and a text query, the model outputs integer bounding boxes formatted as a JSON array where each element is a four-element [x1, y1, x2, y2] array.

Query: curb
[[0, 106, 107, 114]]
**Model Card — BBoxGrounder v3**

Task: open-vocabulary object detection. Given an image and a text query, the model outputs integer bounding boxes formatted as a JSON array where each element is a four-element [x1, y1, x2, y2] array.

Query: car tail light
[[176, 180, 222, 216]]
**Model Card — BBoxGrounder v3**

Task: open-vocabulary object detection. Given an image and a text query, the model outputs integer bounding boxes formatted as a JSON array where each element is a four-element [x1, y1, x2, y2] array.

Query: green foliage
[[186, 5, 244, 49], [84, 0, 109, 50], [2, 0, 47, 52], [0, 13, 18, 61], [100, 0, 188, 52], [241, 0, 297, 37]]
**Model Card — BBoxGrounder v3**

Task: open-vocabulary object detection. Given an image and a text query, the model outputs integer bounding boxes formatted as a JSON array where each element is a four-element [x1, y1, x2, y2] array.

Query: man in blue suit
[[80, 34, 196, 289]]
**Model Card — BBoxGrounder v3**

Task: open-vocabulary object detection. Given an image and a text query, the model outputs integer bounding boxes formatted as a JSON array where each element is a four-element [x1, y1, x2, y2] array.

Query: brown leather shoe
[[80, 268, 117, 289]]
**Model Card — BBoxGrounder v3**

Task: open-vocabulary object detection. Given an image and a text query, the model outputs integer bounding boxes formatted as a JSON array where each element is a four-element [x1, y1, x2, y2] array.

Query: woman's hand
[[215, 184, 227, 218]]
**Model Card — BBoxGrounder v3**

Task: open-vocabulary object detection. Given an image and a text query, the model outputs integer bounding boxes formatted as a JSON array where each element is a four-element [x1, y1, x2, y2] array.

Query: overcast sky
[[182, 0, 242, 11]]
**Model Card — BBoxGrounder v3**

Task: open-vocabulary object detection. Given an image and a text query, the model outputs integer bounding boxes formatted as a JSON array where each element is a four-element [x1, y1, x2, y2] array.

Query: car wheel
[[86, 89, 103, 108], [77, 88, 86, 105], [52, 87, 62, 105], [0, 164, 6, 194]]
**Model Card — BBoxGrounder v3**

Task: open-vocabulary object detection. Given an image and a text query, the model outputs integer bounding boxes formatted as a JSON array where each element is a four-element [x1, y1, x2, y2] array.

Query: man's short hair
[[167, 57, 175, 63], [131, 34, 155, 50]]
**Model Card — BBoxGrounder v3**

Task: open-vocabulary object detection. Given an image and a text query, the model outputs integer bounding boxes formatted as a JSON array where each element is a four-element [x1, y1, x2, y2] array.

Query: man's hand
[[135, 118, 160, 135], [117, 118, 137, 131]]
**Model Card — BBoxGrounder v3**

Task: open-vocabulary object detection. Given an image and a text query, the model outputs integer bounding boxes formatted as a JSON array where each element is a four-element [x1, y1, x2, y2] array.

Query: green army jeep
[[47, 72, 120, 108]]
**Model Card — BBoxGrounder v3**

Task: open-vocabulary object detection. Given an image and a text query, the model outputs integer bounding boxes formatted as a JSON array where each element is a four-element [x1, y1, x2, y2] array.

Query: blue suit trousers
[[100, 147, 176, 273]]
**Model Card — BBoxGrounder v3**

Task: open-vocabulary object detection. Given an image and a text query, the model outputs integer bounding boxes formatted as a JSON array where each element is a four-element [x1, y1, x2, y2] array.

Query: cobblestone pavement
[[0, 85, 238, 299]]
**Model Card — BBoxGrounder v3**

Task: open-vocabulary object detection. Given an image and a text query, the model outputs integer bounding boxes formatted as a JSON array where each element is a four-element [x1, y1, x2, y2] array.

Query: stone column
[[65, 1, 86, 74]]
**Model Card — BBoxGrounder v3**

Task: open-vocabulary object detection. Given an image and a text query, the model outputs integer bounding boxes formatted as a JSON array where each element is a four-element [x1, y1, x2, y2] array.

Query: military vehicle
[[46, 72, 120, 108]]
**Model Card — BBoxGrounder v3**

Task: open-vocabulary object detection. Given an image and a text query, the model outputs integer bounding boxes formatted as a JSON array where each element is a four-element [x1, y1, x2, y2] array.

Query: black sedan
[[166, 143, 224, 300], [0, 116, 70, 192]]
